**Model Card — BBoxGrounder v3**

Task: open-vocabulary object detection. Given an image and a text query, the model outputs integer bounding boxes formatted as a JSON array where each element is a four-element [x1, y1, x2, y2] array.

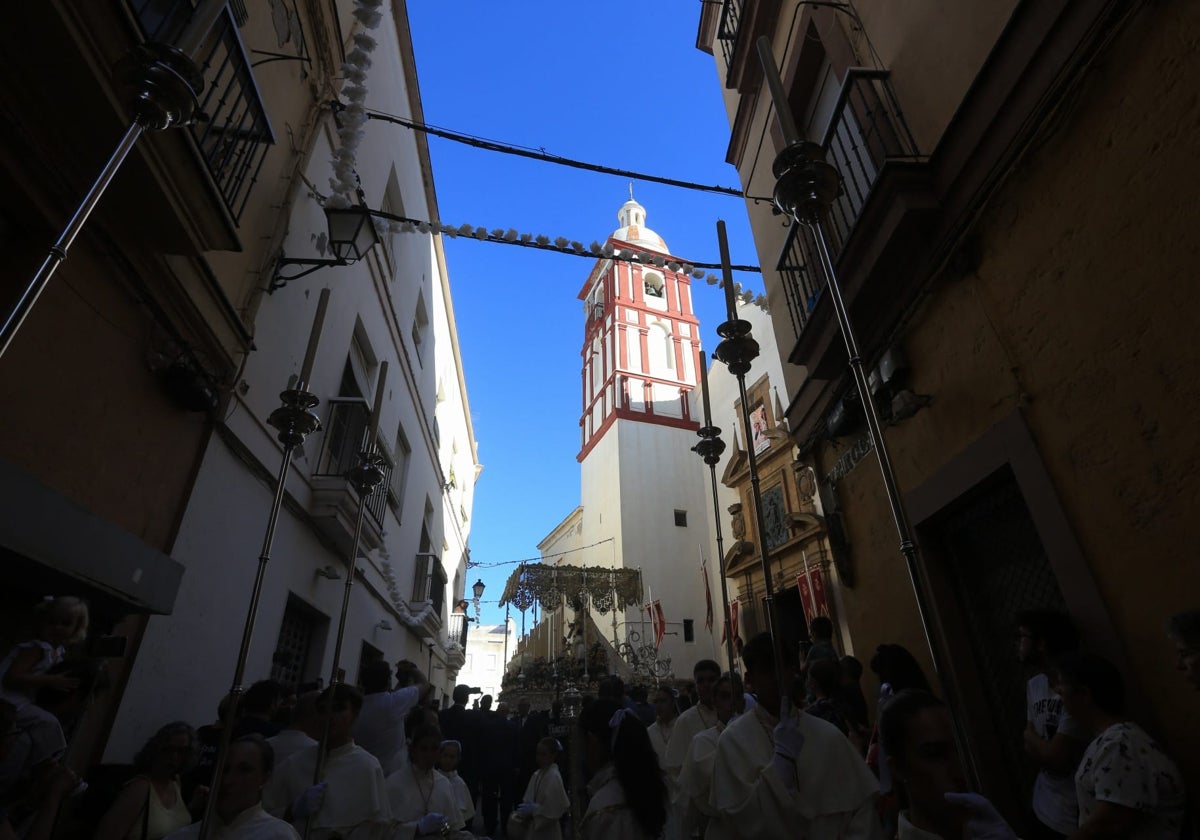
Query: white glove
[[417, 812, 448, 835], [944, 792, 1019, 840], [516, 801, 538, 816], [291, 782, 327, 819]]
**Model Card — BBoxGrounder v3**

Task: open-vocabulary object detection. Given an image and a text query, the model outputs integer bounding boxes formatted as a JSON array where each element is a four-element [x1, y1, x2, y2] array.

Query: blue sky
[[405, 2, 761, 625]]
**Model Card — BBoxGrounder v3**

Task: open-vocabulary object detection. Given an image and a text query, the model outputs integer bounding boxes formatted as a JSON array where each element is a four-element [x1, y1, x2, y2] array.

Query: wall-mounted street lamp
[[472, 578, 486, 621], [269, 205, 380, 292]]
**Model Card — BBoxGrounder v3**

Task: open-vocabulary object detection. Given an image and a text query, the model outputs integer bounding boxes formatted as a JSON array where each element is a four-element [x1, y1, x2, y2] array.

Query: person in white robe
[[263, 685, 390, 836], [662, 660, 721, 776], [354, 660, 432, 775], [677, 673, 743, 840], [577, 699, 667, 840], [168, 736, 299, 839], [384, 722, 472, 839], [511, 737, 570, 840], [267, 691, 319, 769], [646, 686, 678, 767], [436, 740, 475, 831], [709, 633, 882, 840]]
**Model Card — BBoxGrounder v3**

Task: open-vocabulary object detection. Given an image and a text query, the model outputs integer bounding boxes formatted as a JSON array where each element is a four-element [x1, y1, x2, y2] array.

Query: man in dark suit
[[439, 685, 479, 810]]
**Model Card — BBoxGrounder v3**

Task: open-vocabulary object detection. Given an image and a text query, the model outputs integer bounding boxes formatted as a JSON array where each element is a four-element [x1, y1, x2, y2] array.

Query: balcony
[[409, 553, 446, 639], [445, 613, 469, 670], [778, 68, 936, 382], [309, 399, 393, 558], [126, 0, 274, 224], [716, 0, 745, 72]]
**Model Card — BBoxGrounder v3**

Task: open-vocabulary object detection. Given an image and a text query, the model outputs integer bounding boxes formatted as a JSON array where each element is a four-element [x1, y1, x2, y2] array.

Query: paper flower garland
[[327, 0, 384, 209]]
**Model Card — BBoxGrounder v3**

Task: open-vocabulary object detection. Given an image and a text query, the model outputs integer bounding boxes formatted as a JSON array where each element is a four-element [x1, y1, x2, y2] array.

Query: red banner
[[797, 569, 830, 624], [646, 600, 667, 648], [702, 563, 714, 632]]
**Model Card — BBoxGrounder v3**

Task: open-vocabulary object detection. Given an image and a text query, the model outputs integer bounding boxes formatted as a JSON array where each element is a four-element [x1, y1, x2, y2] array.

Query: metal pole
[[198, 386, 322, 839], [706, 466, 736, 671], [0, 122, 145, 358]]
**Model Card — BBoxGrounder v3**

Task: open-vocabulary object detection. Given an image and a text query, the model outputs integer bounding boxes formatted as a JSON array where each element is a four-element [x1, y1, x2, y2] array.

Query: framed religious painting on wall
[[750, 402, 770, 455]]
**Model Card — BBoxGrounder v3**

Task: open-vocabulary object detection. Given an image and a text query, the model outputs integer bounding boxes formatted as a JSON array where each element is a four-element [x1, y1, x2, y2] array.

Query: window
[[683, 619, 695, 643], [674, 510, 687, 527], [270, 597, 326, 688], [356, 641, 383, 688], [644, 271, 665, 298], [380, 168, 405, 274], [411, 292, 429, 362], [388, 424, 411, 514]]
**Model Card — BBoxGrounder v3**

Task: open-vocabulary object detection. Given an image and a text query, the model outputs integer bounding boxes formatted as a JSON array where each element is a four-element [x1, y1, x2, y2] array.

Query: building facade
[[698, 0, 1200, 817], [0, 0, 478, 774], [458, 621, 517, 704]]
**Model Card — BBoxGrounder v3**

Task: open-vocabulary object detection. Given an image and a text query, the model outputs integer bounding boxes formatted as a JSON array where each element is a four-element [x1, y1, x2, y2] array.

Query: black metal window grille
[[775, 69, 921, 338], [315, 398, 393, 527], [412, 553, 447, 617], [127, 1, 275, 223], [935, 471, 1069, 806], [271, 600, 316, 688], [717, 0, 745, 74]]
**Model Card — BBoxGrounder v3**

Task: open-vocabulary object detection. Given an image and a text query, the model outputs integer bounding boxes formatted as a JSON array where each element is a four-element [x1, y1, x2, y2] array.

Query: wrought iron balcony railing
[[447, 613, 469, 650], [777, 68, 921, 337], [127, 0, 274, 222], [717, 0, 745, 72], [315, 398, 392, 527]]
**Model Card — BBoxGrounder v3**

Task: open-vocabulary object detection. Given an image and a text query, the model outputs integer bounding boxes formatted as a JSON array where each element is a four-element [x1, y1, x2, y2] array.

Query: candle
[[717, 220, 737, 321], [366, 361, 388, 452], [756, 36, 801, 148], [700, 350, 714, 426], [298, 288, 331, 390]]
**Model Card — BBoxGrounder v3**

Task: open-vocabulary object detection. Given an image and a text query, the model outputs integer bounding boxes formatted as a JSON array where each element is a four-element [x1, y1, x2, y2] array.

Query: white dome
[[611, 198, 669, 254]]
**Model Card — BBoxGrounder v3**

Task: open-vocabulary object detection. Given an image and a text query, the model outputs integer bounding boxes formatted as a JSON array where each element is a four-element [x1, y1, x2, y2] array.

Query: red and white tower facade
[[573, 196, 712, 678]]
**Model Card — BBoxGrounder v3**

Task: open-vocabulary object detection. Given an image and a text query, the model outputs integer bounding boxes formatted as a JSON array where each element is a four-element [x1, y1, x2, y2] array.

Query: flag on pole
[[646, 600, 667, 648], [702, 561, 714, 633]]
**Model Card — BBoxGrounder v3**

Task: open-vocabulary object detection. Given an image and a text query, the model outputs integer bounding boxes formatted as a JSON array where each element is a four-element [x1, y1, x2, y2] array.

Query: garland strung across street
[[366, 209, 770, 310]]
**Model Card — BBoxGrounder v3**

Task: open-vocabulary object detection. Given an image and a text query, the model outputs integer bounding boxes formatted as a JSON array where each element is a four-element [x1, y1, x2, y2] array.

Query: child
[[513, 737, 571, 840], [437, 739, 475, 831], [0, 596, 89, 709], [384, 722, 471, 838], [0, 597, 88, 789]]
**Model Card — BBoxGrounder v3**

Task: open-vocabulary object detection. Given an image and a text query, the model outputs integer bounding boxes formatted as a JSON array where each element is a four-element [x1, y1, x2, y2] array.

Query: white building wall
[[106, 0, 477, 758], [457, 621, 517, 702]]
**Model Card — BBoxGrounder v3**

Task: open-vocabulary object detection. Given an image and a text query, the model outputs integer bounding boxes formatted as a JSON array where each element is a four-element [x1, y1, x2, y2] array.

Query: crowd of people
[[0, 597, 1197, 838]]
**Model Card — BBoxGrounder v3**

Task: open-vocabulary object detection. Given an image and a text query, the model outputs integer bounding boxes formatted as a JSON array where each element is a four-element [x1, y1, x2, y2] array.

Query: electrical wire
[[361, 107, 774, 202], [466, 537, 616, 569]]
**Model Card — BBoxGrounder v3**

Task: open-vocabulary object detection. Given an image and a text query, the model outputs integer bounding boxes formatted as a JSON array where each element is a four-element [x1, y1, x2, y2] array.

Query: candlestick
[[756, 36, 801, 147], [366, 360, 388, 451], [298, 288, 330, 390], [700, 350, 714, 426], [717, 220, 737, 321]]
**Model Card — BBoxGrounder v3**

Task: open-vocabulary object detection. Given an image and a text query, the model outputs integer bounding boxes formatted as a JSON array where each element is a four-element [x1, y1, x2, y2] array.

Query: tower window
[[644, 271, 665, 298], [674, 510, 687, 527], [683, 619, 695, 643]]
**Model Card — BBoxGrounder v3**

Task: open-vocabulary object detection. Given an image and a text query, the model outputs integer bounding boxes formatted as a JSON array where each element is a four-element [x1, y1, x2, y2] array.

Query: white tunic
[[677, 724, 723, 839], [267, 730, 317, 769], [166, 804, 300, 839], [441, 770, 475, 828], [263, 741, 390, 834], [517, 764, 571, 840], [353, 686, 421, 775], [384, 763, 467, 836], [709, 707, 882, 840], [579, 765, 659, 840], [647, 718, 675, 766], [663, 704, 717, 774]]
